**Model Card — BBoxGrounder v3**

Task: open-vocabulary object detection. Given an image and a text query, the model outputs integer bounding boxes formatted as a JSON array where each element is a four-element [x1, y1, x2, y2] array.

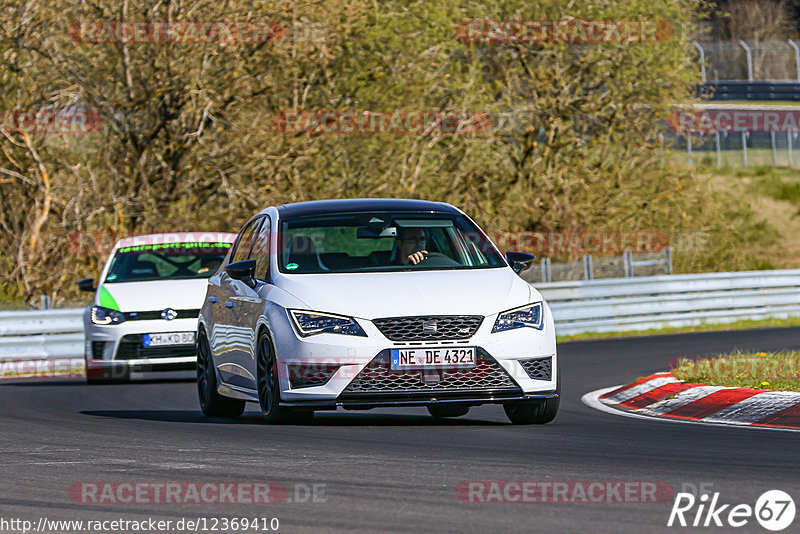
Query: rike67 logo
[[668, 490, 795, 531]]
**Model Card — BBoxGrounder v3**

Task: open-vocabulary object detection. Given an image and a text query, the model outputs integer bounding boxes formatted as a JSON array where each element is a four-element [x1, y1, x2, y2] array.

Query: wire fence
[[670, 129, 800, 168], [520, 249, 672, 283], [696, 40, 800, 82]]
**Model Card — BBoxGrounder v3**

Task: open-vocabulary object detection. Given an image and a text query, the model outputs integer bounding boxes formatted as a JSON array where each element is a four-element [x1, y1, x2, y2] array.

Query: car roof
[[275, 198, 461, 218], [114, 232, 238, 249]]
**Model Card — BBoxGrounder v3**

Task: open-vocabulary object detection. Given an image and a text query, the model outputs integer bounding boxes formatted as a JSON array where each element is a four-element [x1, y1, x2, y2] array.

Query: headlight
[[492, 302, 543, 333], [91, 305, 126, 325], [288, 309, 367, 337]]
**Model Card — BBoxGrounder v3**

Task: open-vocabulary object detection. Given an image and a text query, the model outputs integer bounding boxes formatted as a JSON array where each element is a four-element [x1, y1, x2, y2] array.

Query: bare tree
[[713, 0, 798, 78], [0, 0, 778, 304], [715, 0, 796, 41]]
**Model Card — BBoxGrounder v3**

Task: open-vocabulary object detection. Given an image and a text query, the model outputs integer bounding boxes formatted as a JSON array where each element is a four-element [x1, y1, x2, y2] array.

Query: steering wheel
[[408, 252, 460, 268]]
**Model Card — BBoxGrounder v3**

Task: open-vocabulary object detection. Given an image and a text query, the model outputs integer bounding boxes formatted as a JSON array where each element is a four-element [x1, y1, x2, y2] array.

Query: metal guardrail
[[2, 269, 800, 361], [701, 81, 800, 101], [0, 308, 85, 361], [537, 269, 800, 336]]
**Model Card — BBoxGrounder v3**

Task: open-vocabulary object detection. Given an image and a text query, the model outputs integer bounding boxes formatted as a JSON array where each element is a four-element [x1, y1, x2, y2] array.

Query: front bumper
[[268, 305, 558, 405], [83, 309, 197, 381]]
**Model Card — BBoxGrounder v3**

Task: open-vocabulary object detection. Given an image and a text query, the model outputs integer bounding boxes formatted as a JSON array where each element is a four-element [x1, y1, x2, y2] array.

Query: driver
[[395, 227, 428, 265], [196, 255, 222, 275]]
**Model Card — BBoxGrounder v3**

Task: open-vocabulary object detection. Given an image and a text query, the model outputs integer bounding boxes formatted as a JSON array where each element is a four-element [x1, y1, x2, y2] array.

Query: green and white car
[[79, 232, 237, 383]]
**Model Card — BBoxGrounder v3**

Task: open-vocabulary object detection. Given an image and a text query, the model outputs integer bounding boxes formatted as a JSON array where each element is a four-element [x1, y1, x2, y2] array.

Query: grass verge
[[669, 351, 800, 392], [556, 316, 800, 343]]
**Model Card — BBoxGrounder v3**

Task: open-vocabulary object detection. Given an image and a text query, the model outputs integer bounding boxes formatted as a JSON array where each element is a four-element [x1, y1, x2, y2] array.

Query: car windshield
[[278, 211, 506, 274], [104, 241, 232, 283]]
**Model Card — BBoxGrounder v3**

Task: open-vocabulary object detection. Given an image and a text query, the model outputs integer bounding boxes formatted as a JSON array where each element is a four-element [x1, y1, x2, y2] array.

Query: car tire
[[256, 330, 296, 424], [85, 366, 104, 385], [503, 373, 560, 425], [197, 328, 246, 418], [85, 367, 125, 385], [427, 404, 470, 418]]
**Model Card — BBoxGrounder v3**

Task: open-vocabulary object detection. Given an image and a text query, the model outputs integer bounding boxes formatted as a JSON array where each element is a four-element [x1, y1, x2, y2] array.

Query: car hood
[[97, 279, 209, 311], [275, 268, 538, 319]]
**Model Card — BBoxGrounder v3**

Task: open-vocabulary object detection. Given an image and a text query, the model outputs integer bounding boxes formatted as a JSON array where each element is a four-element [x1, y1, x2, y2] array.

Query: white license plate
[[143, 332, 196, 347], [390, 347, 476, 369]]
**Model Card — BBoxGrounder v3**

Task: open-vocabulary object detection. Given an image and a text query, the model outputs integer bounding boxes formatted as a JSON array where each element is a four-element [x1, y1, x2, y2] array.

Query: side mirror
[[77, 278, 96, 292], [505, 251, 536, 274], [225, 259, 257, 288]]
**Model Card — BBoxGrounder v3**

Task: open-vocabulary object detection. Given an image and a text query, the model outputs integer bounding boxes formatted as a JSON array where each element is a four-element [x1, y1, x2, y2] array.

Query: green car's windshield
[[278, 211, 505, 274], [104, 242, 232, 283]]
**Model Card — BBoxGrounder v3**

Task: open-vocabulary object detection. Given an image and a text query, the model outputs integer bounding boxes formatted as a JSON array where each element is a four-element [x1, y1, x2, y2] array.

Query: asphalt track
[[1, 328, 799, 534]]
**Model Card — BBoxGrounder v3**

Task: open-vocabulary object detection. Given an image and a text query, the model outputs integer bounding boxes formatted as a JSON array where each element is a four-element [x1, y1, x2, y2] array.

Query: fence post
[[664, 246, 672, 275], [742, 131, 748, 166], [624, 251, 634, 277], [542, 257, 551, 283], [738, 40, 753, 81], [788, 39, 800, 81], [715, 131, 721, 168], [771, 130, 778, 166], [789, 131, 794, 167], [687, 134, 692, 167], [693, 41, 707, 83], [40, 295, 51, 310], [583, 254, 593, 280]]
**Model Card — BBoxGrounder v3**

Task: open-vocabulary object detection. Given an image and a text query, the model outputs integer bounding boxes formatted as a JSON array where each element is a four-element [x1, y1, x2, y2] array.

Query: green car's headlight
[[91, 305, 126, 325], [288, 309, 367, 337], [492, 302, 544, 333]]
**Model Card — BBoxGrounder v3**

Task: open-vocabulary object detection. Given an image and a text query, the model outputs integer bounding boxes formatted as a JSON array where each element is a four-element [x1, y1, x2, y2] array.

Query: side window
[[230, 218, 263, 264], [252, 217, 271, 280], [429, 228, 455, 258]]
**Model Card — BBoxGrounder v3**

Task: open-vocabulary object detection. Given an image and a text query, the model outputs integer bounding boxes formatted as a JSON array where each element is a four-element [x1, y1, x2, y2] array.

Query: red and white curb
[[582, 372, 800, 433]]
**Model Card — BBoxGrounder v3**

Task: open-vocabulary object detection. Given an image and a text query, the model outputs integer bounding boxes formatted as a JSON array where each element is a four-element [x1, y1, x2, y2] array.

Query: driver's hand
[[407, 250, 428, 265]]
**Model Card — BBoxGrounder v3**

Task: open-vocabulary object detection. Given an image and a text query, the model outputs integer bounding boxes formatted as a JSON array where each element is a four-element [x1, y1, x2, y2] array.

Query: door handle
[[208, 296, 218, 303], [225, 301, 235, 308]]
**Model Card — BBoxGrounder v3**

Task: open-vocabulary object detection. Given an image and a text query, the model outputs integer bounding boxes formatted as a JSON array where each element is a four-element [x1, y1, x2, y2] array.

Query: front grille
[[115, 334, 196, 360], [288, 364, 340, 389], [519, 357, 552, 381], [124, 309, 199, 321], [341, 350, 519, 395], [91, 341, 106, 360], [373, 315, 483, 341]]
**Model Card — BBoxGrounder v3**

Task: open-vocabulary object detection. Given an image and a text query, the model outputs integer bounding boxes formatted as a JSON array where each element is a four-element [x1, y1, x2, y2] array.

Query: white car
[[197, 199, 559, 424], [79, 232, 237, 383]]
